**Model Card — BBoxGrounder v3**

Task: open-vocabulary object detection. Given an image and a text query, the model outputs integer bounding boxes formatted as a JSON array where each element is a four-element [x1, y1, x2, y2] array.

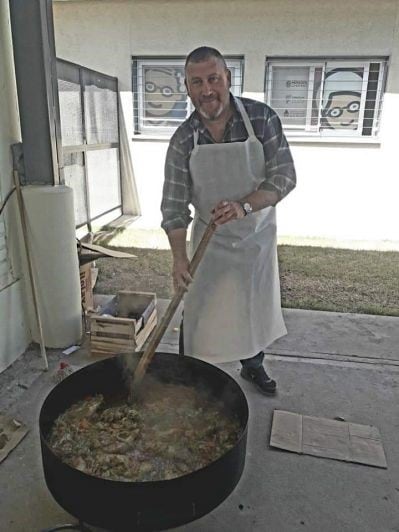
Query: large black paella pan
[[39, 353, 249, 531]]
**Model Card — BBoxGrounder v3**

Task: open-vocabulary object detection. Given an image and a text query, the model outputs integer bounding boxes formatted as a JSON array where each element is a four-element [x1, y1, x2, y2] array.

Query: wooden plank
[[136, 311, 158, 350], [91, 348, 134, 357], [91, 336, 136, 348], [79, 242, 136, 259], [90, 320, 136, 336], [132, 221, 216, 387], [91, 315, 140, 326], [91, 331, 134, 341], [90, 344, 136, 357], [90, 316, 142, 334], [91, 335, 137, 345], [92, 332, 135, 342], [91, 334, 137, 345]]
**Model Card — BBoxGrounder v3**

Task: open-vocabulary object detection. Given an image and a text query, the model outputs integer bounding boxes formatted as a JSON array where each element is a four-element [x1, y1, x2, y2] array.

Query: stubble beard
[[198, 102, 224, 121]]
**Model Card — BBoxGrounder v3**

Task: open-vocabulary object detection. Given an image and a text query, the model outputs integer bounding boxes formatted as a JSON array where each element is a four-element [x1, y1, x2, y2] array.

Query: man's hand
[[212, 200, 245, 225], [172, 257, 193, 292], [166, 228, 192, 292]]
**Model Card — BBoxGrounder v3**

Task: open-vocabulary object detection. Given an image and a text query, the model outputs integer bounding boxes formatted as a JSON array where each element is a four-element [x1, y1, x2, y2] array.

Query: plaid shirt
[[161, 96, 296, 233]]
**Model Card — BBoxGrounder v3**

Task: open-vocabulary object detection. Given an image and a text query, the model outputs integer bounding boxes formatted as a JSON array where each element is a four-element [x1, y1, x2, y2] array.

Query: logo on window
[[286, 80, 308, 88]]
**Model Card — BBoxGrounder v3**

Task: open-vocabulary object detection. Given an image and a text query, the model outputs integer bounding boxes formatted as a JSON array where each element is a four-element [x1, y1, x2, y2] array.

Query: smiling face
[[323, 91, 361, 129], [144, 67, 186, 118], [185, 57, 231, 122]]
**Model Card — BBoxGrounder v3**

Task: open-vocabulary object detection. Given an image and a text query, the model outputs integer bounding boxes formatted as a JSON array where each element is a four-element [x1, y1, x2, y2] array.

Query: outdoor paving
[[1, 304, 399, 532]]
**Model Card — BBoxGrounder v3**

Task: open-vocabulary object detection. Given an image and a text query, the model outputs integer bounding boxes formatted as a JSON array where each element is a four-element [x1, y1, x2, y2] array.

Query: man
[[161, 46, 296, 395]]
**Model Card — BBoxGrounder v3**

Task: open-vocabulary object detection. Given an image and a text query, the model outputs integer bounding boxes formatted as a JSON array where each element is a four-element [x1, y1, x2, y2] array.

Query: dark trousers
[[179, 319, 264, 368]]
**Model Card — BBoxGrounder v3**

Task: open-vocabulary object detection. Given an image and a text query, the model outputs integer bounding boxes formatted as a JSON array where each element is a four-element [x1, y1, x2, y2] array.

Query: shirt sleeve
[[258, 108, 297, 201], [161, 132, 193, 233]]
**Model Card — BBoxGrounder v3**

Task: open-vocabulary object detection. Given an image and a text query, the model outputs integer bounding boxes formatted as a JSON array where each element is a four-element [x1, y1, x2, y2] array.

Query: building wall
[[53, 0, 399, 243], [0, 0, 31, 372]]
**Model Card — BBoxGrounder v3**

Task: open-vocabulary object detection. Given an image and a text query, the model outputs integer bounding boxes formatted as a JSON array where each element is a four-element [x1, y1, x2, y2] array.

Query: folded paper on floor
[[0, 412, 29, 464], [270, 410, 387, 469]]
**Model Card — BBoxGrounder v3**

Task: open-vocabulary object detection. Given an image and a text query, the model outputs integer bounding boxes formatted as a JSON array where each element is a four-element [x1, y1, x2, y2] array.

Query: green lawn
[[278, 246, 399, 316], [94, 243, 399, 317]]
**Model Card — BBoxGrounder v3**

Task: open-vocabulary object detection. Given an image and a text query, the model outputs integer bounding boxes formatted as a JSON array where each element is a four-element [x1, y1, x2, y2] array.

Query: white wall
[[0, 0, 31, 372], [53, 0, 399, 243]]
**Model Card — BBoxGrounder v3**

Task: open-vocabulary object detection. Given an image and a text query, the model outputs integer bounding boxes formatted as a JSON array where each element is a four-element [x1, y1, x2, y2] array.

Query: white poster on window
[[320, 68, 364, 130], [271, 67, 310, 127]]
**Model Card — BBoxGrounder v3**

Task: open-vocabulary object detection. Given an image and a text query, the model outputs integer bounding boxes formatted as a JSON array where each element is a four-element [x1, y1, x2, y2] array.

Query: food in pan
[[48, 379, 241, 482]]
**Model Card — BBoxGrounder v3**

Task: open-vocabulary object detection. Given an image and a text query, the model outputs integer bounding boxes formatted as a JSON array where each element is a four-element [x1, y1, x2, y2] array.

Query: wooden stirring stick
[[132, 221, 217, 390]]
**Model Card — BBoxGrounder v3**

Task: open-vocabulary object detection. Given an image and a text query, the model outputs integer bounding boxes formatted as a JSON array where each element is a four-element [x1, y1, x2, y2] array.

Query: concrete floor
[[1, 304, 399, 532]]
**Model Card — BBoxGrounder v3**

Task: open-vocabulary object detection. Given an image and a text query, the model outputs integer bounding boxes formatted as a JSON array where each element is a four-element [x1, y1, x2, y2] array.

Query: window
[[265, 58, 387, 137], [132, 56, 244, 136], [57, 59, 122, 229]]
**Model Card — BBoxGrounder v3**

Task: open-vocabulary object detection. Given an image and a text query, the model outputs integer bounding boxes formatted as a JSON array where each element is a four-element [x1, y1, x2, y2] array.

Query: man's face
[[185, 57, 231, 121]]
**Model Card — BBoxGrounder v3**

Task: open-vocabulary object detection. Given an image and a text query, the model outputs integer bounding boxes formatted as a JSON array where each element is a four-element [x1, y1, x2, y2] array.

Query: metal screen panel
[[57, 61, 84, 146], [86, 148, 121, 219], [57, 59, 121, 229], [82, 70, 118, 145], [63, 152, 87, 226]]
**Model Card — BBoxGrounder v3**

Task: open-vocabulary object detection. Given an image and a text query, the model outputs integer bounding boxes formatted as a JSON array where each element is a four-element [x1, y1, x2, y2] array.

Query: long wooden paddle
[[132, 221, 217, 390]]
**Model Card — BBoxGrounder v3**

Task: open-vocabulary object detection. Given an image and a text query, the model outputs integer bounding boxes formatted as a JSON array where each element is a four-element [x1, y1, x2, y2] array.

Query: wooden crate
[[89, 291, 157, 357], [79, 263, 94, 311]]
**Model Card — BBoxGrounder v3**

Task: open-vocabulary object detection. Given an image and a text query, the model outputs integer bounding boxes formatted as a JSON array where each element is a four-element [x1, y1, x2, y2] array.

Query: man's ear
[[185, 79, 190, 96], [227, 69, 232, 88]]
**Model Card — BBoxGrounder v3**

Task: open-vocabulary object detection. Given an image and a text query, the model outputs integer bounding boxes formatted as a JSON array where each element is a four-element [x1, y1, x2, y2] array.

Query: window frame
[[132, 56, 244, 137], [57, 58, 122, 230], [265, 57, 387, 139]]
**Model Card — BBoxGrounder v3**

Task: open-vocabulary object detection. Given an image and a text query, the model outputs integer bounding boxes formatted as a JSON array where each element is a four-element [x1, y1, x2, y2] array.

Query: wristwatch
[[239, 201, 253, 216]]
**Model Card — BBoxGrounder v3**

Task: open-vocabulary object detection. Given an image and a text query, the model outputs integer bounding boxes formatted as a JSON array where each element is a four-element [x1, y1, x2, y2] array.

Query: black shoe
[[240, 365, 277, 395]]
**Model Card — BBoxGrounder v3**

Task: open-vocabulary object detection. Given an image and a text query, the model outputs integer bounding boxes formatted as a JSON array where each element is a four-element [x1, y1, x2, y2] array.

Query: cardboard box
[[89, 291, 157, 357], [79, 263, 94, 311], [78, 242, 136, 312]]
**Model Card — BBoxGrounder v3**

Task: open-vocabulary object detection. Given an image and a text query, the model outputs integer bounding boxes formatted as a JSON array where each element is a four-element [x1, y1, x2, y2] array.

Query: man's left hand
[[212, 200, 245, 225]]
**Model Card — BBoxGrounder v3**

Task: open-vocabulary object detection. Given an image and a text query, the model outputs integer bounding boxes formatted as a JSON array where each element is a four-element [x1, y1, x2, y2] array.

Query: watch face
[[243, 202, 252, 215]]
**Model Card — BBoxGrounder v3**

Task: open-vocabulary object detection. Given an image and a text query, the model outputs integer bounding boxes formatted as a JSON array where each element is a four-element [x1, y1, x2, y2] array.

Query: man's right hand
[[166, 228, 192, 292], [172, 257, 193, 292]]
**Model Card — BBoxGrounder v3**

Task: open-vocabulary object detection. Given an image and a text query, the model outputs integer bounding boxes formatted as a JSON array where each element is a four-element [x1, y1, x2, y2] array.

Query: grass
[[278, 246, 399, 316], [94, 242, 399, 317]]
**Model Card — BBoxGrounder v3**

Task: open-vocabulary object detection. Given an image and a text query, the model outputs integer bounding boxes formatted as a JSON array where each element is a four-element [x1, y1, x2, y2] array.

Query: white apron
[[184, 98, 286, 363]]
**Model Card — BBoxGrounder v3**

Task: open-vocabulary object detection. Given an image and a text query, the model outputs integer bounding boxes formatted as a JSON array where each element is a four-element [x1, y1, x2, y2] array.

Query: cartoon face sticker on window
[[143, 67, 187, 124], [321, 69, 363, 130]]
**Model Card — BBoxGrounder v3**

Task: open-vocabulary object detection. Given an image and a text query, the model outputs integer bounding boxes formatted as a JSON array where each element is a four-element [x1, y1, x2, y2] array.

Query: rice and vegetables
[[48, 378, 241, 482]]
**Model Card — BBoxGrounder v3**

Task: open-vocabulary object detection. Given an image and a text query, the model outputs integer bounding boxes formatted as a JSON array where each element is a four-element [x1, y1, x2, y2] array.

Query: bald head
[[185, 46, 227, 73]]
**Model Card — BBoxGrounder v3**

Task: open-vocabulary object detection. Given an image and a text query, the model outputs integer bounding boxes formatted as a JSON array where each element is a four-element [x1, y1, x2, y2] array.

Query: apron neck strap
[[234, 97, 255, 137], [193, 129, 199, 146]]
